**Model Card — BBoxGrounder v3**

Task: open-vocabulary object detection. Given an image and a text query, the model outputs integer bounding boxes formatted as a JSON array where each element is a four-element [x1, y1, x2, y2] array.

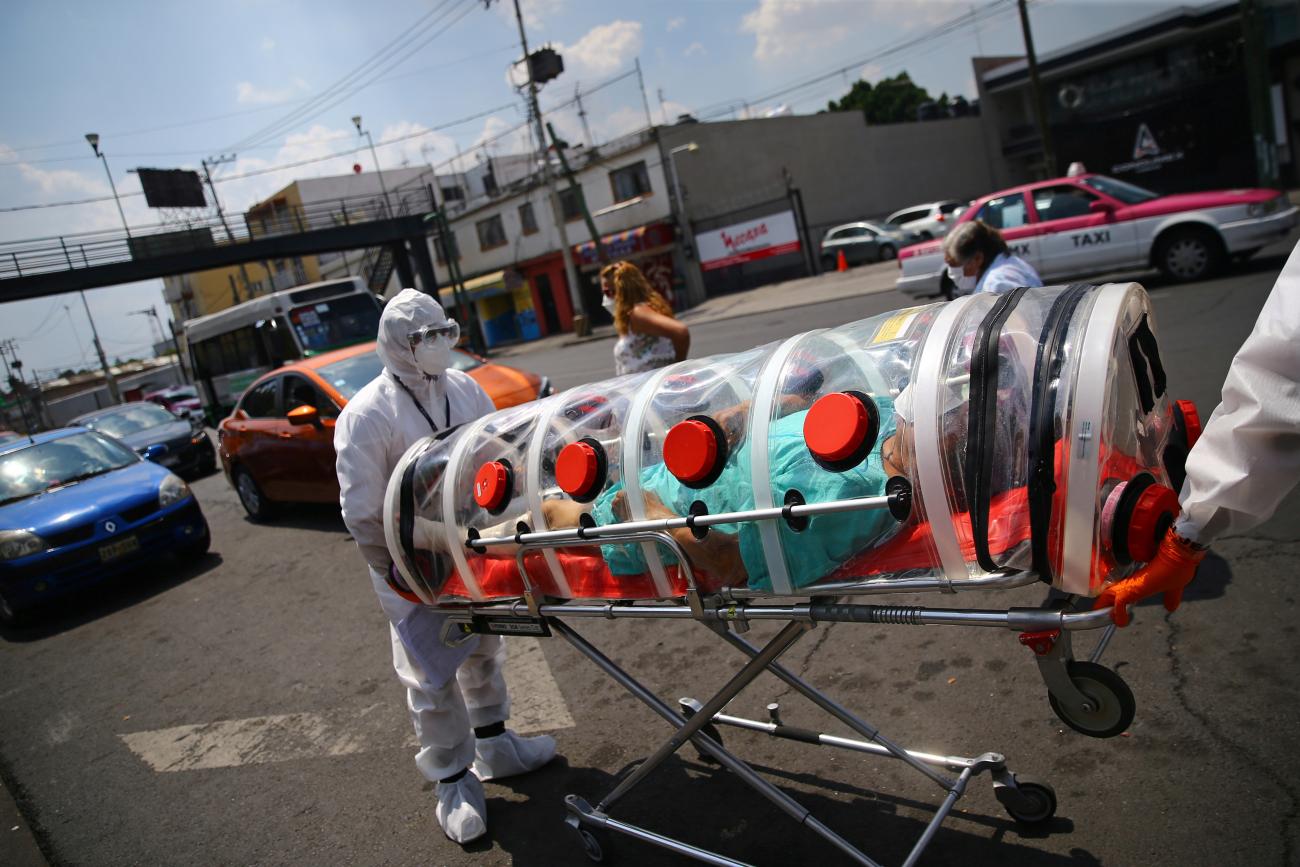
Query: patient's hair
[[943, 220, 1008, 269]]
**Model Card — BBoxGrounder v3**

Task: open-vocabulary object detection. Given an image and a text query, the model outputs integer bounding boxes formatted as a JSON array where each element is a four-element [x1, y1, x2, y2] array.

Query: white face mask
[[601, 294, 615, 311], [412, 337, 453, 377], [947, 264, 978, 294]]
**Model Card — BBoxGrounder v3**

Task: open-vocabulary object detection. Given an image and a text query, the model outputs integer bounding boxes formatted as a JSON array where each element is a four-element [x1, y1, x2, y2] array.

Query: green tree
[[826, 72, 935, 125]]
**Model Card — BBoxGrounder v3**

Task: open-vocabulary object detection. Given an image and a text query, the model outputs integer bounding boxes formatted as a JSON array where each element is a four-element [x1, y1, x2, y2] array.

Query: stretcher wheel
[[998, 775, 1057, 825], [1048, 660, 1136, 739], [577, 828, 607, 863]]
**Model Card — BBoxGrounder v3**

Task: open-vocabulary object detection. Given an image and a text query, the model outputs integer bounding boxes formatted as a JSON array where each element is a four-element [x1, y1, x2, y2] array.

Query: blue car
[[72, 401, 216, 478], [0, 428, 210, 624]]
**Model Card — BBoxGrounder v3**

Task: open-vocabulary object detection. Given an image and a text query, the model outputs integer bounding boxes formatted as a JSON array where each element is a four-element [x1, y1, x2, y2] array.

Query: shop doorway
[[535, 273, 561, 335]]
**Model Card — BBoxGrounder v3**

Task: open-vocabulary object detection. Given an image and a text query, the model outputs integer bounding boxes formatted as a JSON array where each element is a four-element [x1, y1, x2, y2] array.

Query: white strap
[[525, 394, 573, 598], [823, 331, 893, 397], [749, 333, 820, 596], [384, 436, 435, 603], [1060, 283, 1134, 595], [622, 365, 679, 598], [441, 417, 491, 602], [910, 295, 977, 586]]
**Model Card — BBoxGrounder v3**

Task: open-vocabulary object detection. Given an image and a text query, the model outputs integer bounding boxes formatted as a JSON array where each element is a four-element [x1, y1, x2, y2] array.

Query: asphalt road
[[2, 239, 1298, 867]]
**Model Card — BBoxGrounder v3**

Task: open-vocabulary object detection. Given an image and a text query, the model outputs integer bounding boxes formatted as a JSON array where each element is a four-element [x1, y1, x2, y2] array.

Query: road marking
[[120, 637, 574, 772]]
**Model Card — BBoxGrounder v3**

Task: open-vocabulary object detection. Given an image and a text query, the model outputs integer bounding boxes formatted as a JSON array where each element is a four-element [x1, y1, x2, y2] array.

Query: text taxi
[[896, 173, 1297, 298]]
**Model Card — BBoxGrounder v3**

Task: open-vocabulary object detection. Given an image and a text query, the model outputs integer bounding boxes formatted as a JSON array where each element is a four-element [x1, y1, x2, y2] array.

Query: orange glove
[[1094, 529, 1207, 627]]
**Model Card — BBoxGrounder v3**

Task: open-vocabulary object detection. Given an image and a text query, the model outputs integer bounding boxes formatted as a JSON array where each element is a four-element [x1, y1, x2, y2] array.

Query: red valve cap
[[804, 392, 875, 464], [557, 441, 601, 498], [664, 419, 721, 485], [473, 461, 510, 511], [1175, 399, 1202, 449], [1128, 482, 1180, 563]]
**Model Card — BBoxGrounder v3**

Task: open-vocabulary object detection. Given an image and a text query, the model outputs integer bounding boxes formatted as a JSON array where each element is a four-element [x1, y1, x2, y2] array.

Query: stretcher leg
[[550, 617, 882, 866]]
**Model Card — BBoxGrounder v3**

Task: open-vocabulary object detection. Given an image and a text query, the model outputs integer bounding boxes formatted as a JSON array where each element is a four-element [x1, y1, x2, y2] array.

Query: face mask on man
[[409, 321, 460, 377], [946, 264, 978, 294]]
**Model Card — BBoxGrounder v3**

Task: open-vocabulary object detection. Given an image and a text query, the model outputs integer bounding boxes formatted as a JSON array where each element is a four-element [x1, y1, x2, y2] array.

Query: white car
[[886, 200, 966, 240], [895, 174, 1297, 299]]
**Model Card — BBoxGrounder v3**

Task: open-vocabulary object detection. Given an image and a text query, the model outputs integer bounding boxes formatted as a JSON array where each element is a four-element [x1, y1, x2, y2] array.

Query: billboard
[[137, 169, 207, 209], [696, 210, 801, 271]]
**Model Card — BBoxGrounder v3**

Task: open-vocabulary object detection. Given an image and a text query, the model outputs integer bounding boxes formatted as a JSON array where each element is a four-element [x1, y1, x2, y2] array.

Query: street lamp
[[352, 115, 394, 218], [666, 142, 704, 306], [84, 133, 131, 237]]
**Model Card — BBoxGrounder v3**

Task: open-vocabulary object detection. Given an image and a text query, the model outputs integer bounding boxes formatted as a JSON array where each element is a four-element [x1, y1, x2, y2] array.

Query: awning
[[573, 222, 674, 267], [439, 269, 522, 304]]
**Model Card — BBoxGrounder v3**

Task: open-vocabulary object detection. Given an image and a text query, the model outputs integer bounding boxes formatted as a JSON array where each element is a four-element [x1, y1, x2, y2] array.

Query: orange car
[[217, 342, 551, 519]]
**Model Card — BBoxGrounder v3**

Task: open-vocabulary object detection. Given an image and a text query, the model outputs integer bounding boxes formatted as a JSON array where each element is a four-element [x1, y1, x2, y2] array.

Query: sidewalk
[[488, 259, 901, 360]]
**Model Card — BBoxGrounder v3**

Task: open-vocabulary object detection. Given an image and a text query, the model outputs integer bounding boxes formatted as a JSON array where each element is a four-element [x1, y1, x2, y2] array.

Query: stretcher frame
[[441, 493, 1124, 866]]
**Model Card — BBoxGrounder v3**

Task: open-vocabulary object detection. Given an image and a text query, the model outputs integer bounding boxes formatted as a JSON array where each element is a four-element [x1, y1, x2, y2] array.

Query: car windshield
[[1081, 175, 1159, 205], [289, 293, 381, 354], [0, 432, 137, 506], [82, 404, 178, 437], [318, 348, 482, 401], [0, 433, 21, 445]]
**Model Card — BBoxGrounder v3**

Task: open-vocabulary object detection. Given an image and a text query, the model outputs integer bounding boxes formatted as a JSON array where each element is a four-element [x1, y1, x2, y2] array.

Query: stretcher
[[382, 283, 1202, 866]]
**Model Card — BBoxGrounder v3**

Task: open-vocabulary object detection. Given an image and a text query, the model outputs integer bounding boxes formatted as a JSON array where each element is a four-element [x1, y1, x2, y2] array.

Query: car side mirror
[[142, 443, 167, 461], [287, 405, 321, 428], [1089, 200, 1116, 215]]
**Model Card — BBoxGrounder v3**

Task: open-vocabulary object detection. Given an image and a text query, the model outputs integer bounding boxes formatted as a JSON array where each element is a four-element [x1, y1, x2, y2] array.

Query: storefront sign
[[1111, 121, 1185, 175], [697, 211, 801, 271], [573, 222, 674, 267]]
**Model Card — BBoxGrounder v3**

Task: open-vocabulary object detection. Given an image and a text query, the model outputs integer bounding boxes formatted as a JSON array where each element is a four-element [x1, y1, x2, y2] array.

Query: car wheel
[[877, 244, 896, 262], [234, 467, 275, 521], [918, 231, 933, 241], [1156, 227, 1222, 282]]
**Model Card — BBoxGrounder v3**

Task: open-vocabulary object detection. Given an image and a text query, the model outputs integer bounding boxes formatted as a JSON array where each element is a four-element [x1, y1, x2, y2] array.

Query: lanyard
[[394, 375, 450, 433]]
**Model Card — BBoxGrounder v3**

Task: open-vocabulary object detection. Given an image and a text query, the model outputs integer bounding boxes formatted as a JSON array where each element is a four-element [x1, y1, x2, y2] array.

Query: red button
[[804, 392, 872, 463], [473, 461, 510, 511], [1127, 482, 1180, 563], [664, 419, 720, 484], [1175, 399, 1202, 449], [556, 441, 600, 498]]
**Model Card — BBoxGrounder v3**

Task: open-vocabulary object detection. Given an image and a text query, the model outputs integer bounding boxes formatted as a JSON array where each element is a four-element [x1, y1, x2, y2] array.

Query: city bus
[[185, 277, 382, 421]]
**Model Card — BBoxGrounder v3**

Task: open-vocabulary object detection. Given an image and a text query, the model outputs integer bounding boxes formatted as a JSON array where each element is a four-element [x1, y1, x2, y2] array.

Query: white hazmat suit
[[335, 289, 556, 843], [1175, 239, 1300, 544]]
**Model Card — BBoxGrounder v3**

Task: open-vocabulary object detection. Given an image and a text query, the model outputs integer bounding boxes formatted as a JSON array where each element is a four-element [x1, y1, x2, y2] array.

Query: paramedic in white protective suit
[[1097, 239, 1300, 625], [335, 288, 557, 843]]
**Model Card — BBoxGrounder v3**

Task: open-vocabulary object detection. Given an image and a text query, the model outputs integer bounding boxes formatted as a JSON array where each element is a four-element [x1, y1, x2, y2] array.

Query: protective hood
[[377, 288, 451, 381]]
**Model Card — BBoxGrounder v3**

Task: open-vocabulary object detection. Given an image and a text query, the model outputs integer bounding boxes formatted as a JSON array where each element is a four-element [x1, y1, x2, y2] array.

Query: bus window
[[288, 293, 380, 354]]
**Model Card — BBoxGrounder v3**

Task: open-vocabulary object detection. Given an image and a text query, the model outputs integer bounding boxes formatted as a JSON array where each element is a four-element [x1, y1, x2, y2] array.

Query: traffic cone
[[836, 250, 849, 272]]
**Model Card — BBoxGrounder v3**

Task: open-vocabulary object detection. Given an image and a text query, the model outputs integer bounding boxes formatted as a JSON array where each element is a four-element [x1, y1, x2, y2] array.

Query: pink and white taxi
[[896, 173, 1297, 298]]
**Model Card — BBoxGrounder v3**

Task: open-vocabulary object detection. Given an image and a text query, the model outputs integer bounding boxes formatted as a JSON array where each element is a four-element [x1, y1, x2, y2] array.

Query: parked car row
[[895, 173, 1297, 298]]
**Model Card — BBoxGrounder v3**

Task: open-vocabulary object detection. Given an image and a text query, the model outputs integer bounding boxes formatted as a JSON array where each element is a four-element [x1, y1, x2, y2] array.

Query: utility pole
[[202, 154, 255, 295], [129, 306, 166, 349], [634, 58, 654, 129], [510, 0, 586, 330], [575, 83, 594, 148], [0, 340, 33, 433], [1016, 0, 1056, 177], [79, 291, 122, 404], [353, 115, 395, 218]]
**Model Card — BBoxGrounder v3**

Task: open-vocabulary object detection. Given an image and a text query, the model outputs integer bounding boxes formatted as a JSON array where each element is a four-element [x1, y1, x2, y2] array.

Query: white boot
[[472, 730, 558, 781], [435, 773, 488, 843]]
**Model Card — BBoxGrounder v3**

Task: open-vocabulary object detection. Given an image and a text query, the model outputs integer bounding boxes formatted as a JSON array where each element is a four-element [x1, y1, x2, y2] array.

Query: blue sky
[[1, 0, 1202, 377]]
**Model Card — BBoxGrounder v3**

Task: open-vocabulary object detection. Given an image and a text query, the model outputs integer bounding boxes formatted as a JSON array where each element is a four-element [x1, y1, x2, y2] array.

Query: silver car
[[819, 221, 918, 268], [886, 200, 965, 240]]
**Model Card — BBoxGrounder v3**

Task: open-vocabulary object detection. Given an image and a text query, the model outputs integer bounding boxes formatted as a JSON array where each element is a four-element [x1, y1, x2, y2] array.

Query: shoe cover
[[435, 773, 487, 844], [472, 730, 557, 781]]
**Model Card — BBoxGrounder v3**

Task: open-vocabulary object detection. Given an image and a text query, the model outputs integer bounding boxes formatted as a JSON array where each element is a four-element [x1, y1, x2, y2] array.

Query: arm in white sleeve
[[335, 409, 395, 572], [1175, 243, 1300, 544]]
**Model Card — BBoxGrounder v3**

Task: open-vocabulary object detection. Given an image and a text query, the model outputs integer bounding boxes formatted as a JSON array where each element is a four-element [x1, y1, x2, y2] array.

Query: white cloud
[[562, 20, 643, 76], [741, 0, 854, 62], [683, 41, 706, 59], [260, 36, 276, 52], [667, 17, 685, 32], [860, 63, 883, 82], [657, 98, 693, 126], [235, 78, 308, 105], [495, 0, 566, 31]]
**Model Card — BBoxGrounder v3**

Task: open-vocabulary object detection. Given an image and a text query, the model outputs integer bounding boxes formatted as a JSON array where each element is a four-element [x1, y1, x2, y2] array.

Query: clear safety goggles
[[408, 320, 460, 348]]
